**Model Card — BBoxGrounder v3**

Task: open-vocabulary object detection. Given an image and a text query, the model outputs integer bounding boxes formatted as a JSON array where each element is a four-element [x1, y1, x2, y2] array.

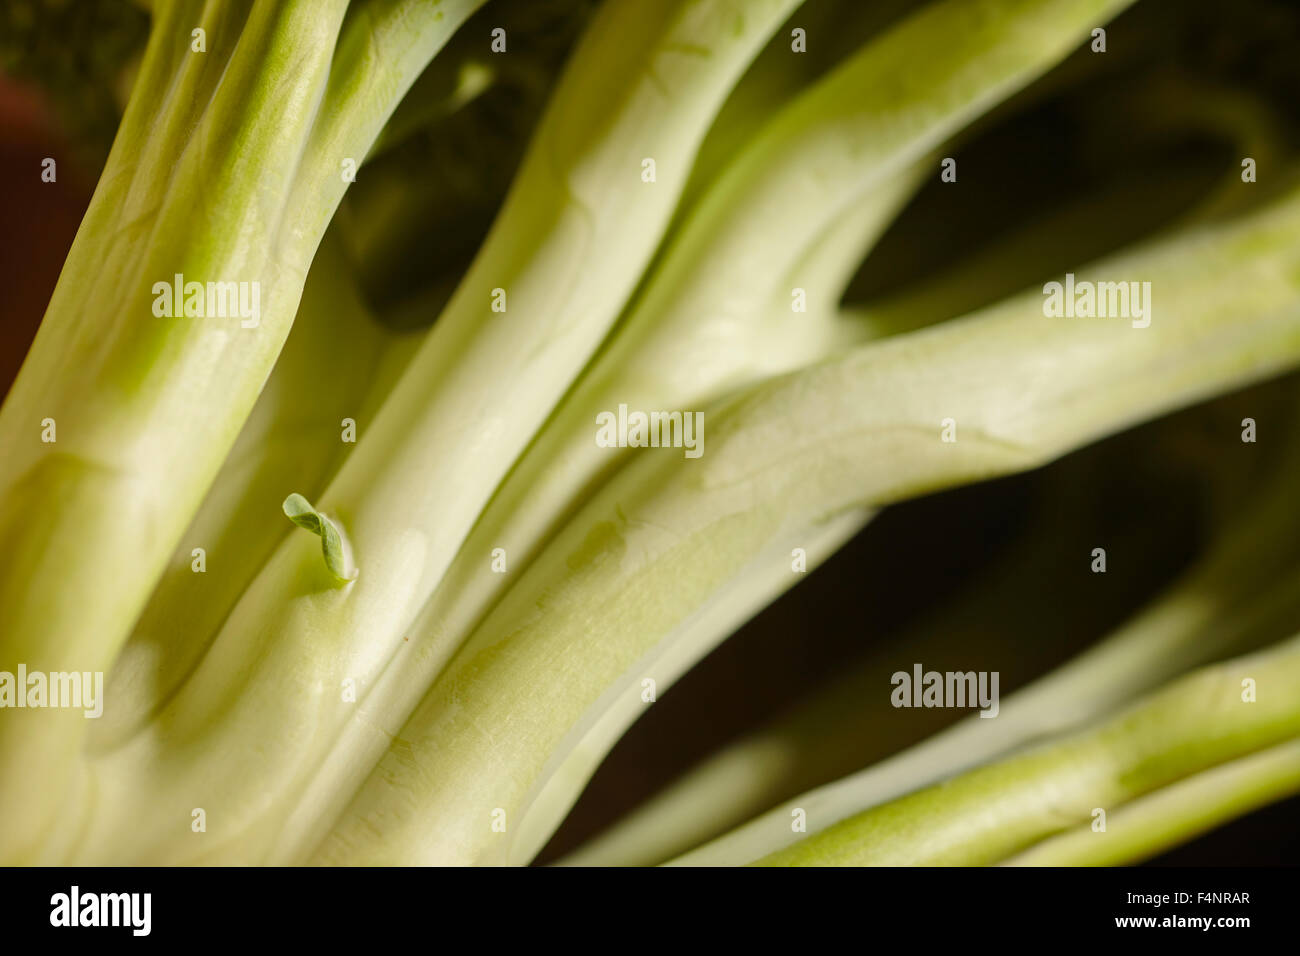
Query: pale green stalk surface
[[314, 181, 1300, 865], [292, 0, 1135, 864], [1004, 739, 1300, 865], [654, 429, 1300, 867], [0, 0, 485, 862], [757, 636, 1300, 865], [5, 0, 1298, 869], [57, 0, 805, 866]]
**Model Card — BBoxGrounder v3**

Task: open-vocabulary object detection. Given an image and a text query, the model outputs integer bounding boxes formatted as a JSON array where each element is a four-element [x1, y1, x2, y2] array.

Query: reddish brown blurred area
[[0, 76, 93, 398]]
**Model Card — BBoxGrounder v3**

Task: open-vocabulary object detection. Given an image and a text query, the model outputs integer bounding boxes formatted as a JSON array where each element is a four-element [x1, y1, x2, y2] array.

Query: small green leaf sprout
[[282, 494, 356, 585]]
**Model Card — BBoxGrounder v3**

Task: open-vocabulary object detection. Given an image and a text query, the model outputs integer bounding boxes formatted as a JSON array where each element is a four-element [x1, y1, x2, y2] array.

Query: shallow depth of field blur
[[3, 0, 1299, 866]]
